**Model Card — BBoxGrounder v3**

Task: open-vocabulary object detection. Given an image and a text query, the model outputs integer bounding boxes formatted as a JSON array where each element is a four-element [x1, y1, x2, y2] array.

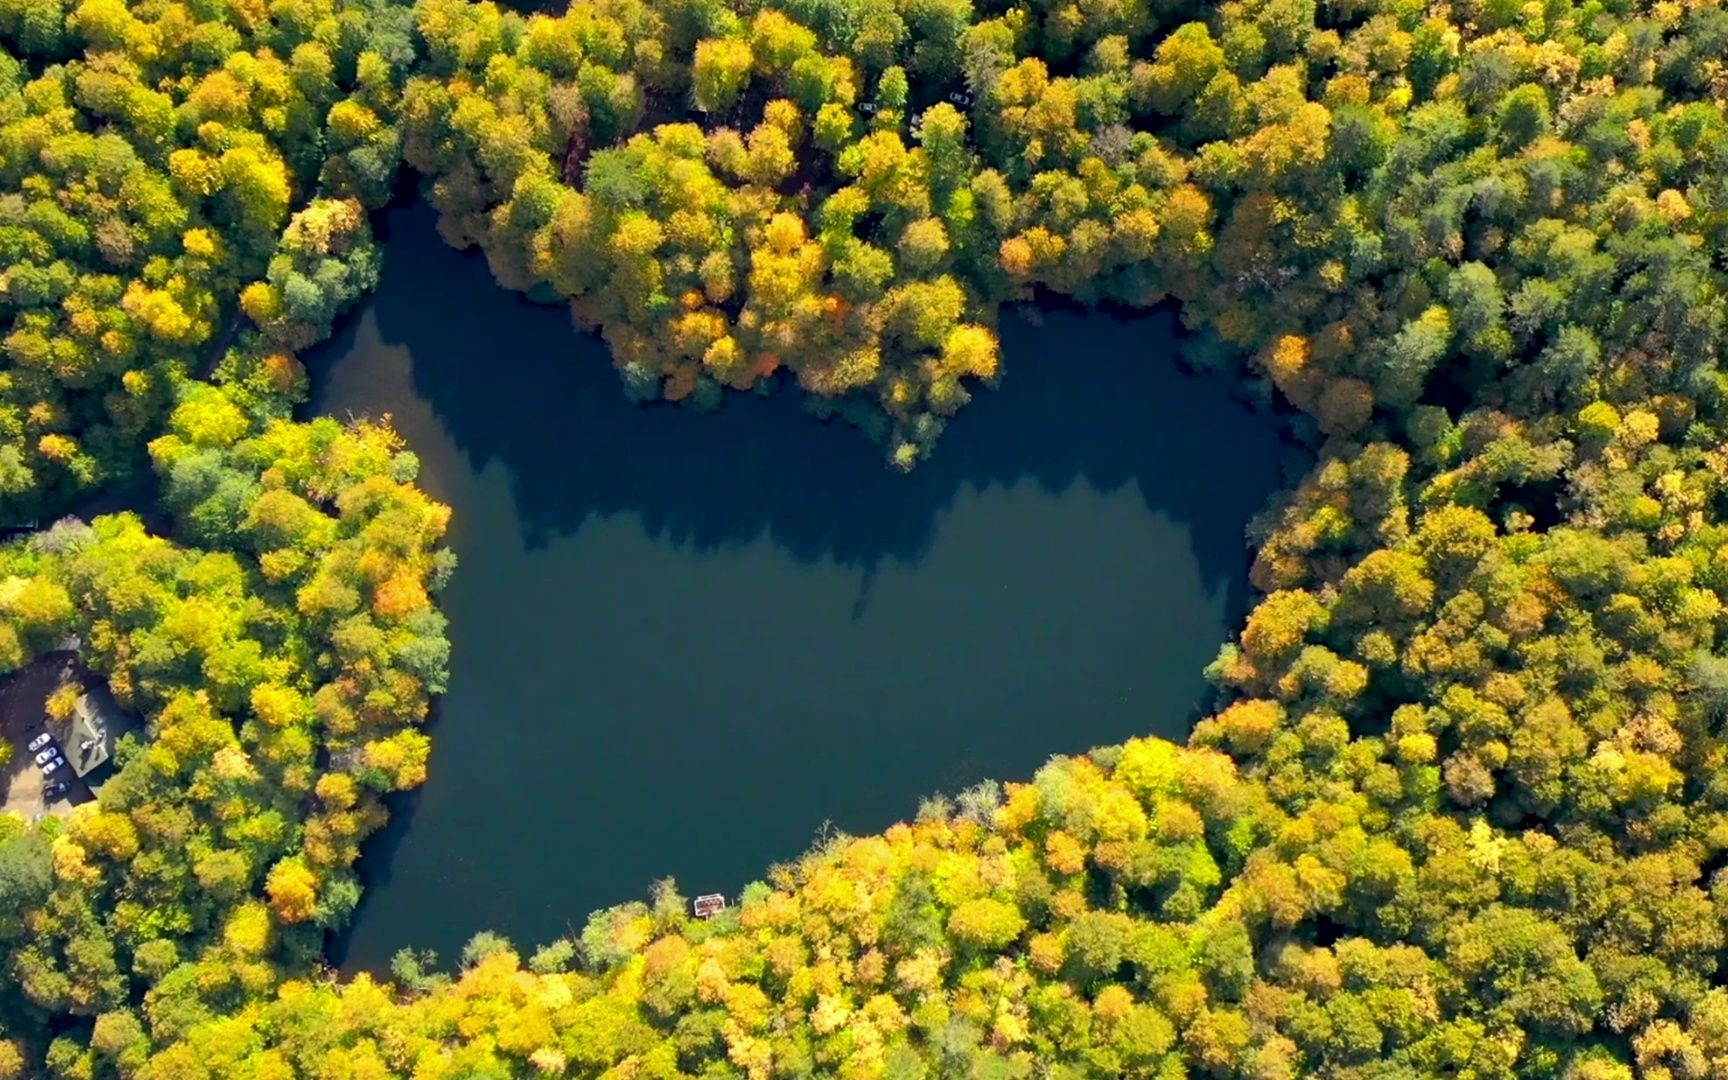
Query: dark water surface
[[311, 201, 1289, 973]]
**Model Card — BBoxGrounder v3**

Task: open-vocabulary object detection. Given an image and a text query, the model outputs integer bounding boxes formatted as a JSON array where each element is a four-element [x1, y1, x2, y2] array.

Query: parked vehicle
[[27, 732, 51, 752], [39, 756, 63, 776], [33, 746, 57, 765], [42, 780, 69, 800]]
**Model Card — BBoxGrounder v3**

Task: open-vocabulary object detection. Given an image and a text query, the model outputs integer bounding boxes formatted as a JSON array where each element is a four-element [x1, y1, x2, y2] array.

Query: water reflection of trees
[[310, 200, 1301, 975], [310, 201, 1295, 622]]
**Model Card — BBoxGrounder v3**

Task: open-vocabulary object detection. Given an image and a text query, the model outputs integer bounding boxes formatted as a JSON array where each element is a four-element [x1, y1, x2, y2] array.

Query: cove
[[310, 201, 1292, 974]]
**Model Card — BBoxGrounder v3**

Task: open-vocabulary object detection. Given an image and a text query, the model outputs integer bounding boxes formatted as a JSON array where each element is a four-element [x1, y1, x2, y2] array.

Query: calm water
[[310, 201, 1289, 973]]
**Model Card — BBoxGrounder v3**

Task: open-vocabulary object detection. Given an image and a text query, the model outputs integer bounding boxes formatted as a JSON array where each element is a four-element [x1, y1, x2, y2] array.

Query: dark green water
[[310, 201, 1289, 973]]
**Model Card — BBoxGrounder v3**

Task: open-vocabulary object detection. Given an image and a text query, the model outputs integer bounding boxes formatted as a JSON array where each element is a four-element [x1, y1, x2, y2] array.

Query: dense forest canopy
[[4, 0, 1728, 1073]]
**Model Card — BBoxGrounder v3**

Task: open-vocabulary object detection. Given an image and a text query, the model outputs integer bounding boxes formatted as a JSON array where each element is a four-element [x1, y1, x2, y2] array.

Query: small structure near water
[[67, 688, 128, 780], [0, 653, 141, 819], [692, 894, 726, 919]]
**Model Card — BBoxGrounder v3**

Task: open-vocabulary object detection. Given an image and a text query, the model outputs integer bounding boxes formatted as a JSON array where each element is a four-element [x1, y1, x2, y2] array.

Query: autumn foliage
[[8, 0, 1728, 1072]]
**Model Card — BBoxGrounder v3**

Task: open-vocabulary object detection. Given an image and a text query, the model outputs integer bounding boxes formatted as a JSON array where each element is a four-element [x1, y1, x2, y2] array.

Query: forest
[[4, 0, 1728, 1072]]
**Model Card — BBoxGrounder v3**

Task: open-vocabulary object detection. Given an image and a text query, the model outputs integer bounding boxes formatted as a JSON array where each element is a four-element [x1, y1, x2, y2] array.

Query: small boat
[[692, 893, 726, 919]]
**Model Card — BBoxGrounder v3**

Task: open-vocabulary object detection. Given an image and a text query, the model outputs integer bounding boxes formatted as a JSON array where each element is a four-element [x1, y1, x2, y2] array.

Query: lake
[[309, 201, 1291, 973]]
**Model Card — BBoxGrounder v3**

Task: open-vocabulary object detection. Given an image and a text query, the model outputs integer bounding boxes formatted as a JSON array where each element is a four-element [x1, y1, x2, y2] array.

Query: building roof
[[68, 690, 131, 779]]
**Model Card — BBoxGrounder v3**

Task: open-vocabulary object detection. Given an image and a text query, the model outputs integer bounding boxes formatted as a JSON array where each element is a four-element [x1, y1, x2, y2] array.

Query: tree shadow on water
[[319, 200, 1292, 621], [311, 199, 1301, 972]]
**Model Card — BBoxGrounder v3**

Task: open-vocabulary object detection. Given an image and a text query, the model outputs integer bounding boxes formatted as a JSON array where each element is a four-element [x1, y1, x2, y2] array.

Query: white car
[[26, 732, 51, 752], [33, 746, 57, 765], [38, 755, 63, 776]]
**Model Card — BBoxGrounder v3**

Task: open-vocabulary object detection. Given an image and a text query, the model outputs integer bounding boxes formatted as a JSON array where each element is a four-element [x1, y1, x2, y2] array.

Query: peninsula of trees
[[4, 0, 1728, 1074]]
